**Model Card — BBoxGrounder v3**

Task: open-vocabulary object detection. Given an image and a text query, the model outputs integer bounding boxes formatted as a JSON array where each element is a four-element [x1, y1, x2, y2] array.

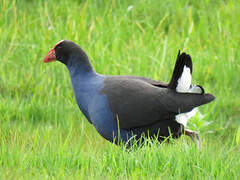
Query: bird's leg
[[184, 129, 201, 149]]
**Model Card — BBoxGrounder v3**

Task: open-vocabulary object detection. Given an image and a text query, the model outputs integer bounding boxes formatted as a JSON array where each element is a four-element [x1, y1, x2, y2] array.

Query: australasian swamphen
[[44, 40, 215, 148]]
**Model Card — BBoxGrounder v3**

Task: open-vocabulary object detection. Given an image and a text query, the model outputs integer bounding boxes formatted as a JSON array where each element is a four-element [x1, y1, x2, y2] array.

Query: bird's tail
[[168, 51, 204, 94]]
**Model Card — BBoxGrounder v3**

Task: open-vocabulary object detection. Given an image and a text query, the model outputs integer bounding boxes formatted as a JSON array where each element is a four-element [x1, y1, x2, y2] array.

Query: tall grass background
[[0, 0, 240, 179]]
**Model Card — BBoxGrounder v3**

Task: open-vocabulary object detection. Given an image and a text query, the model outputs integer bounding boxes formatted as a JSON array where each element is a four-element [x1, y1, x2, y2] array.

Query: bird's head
[[43, 40, 89, 66]]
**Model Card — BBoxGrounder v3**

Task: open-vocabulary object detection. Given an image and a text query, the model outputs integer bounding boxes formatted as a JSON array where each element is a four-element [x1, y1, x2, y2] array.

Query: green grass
[[0, 0, 240, 179]]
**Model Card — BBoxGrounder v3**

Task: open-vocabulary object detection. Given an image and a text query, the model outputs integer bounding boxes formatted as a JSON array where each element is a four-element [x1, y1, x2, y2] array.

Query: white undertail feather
[[175, 66, 203, 126], [188, 85, 203, 93], [175, 108, 198, 127], [176, 66, 192, 93]]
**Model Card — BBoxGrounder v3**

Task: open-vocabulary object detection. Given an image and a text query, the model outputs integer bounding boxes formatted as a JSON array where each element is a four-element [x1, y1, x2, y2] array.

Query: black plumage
[[101, 76, 214, 129]]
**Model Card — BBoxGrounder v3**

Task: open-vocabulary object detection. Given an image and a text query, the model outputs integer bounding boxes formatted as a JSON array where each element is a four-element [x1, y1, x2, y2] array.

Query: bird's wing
[[100, 77, 214, 129], [116, 75, 169, 87]]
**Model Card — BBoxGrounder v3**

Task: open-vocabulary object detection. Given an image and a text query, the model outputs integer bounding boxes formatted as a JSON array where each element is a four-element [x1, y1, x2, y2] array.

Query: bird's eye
[[54, 41, 64, 50], [55, 44, 62, 50]]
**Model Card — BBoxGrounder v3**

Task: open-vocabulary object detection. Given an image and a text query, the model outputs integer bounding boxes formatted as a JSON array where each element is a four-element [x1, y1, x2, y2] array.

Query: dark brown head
[[44, 40, 89, 66]]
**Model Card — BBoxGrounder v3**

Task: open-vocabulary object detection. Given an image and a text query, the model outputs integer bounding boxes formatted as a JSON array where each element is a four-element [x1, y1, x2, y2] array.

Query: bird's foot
[[184, 129, 201, 149]]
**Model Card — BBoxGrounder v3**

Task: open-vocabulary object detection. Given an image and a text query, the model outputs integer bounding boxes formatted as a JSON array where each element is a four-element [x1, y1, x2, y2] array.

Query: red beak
[[43, 48, 56, 63]]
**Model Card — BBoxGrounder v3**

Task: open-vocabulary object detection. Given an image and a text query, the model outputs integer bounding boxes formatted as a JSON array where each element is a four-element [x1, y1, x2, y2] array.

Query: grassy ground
[[0, 0, 240, 179]]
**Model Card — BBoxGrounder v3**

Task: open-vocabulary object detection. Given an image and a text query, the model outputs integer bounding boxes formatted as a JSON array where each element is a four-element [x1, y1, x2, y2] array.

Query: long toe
[[184, 129, 201, 149], [195, 132, 201, 150]]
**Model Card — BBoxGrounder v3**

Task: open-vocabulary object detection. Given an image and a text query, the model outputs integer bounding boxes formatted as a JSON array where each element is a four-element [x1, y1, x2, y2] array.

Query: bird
[[43, 40, 215, 148]]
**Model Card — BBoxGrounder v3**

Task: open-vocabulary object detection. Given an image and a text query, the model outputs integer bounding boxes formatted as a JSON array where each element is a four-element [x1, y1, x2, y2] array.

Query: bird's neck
[[66, 55, 96, 79], [66, 56, 103, 93]]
